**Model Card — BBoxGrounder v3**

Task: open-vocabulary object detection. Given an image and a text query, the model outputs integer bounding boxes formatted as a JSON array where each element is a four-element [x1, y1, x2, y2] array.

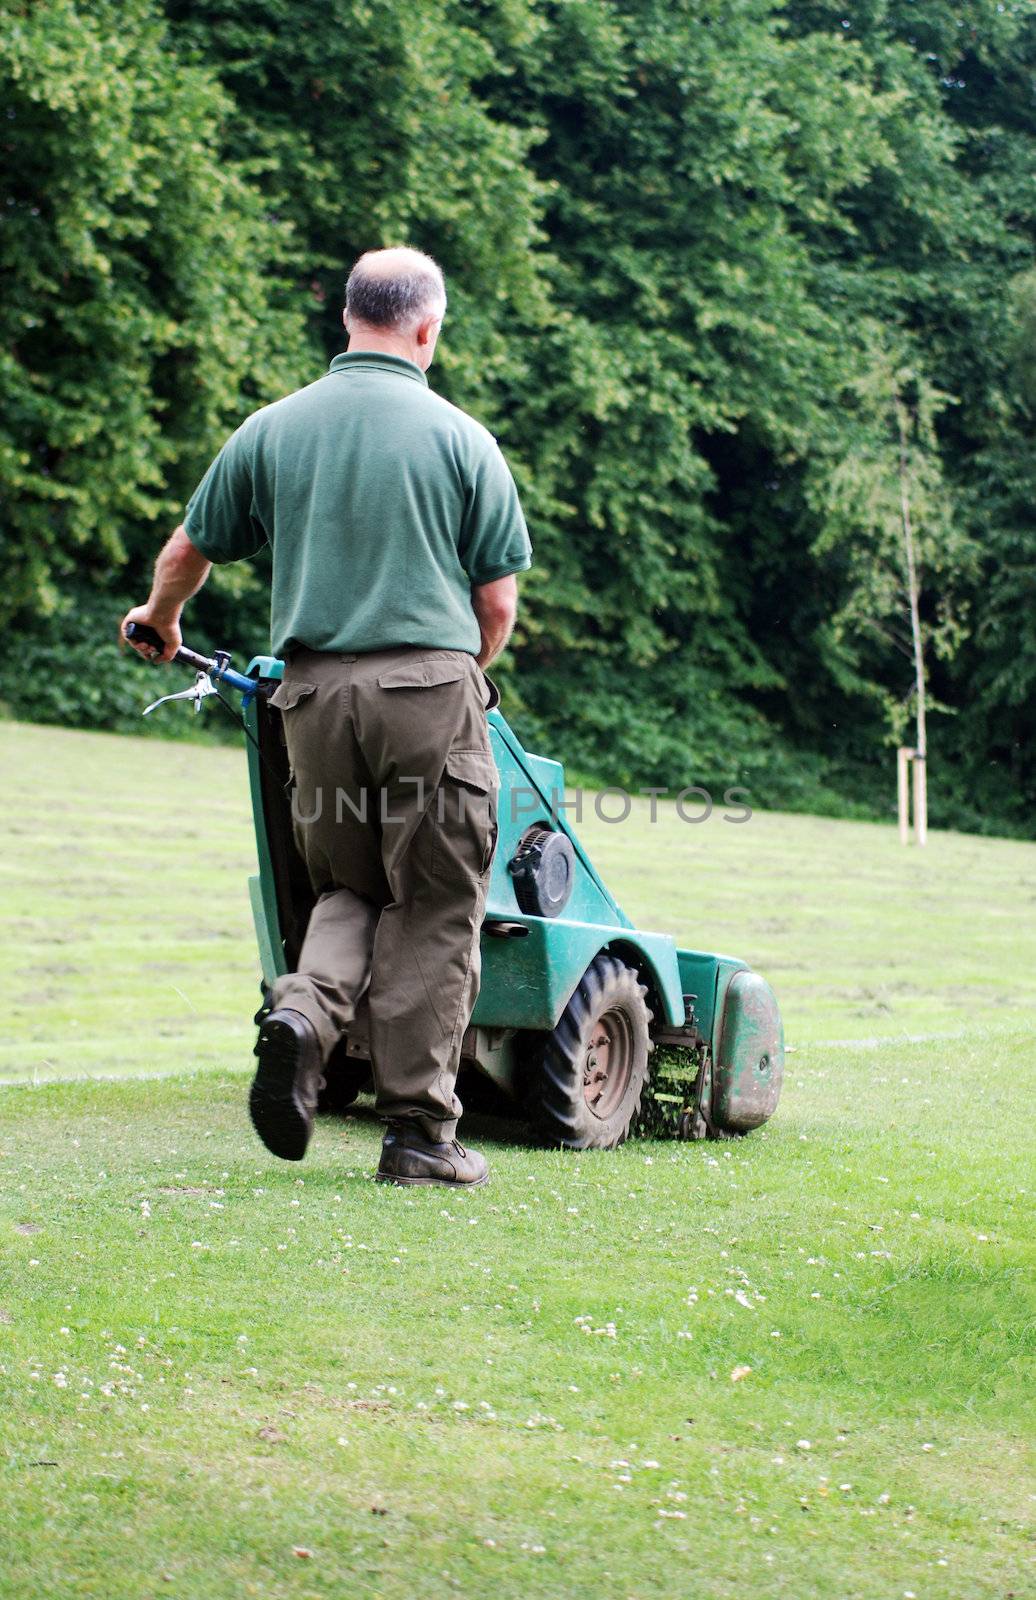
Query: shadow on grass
[[323, 1092, 540, 1153]]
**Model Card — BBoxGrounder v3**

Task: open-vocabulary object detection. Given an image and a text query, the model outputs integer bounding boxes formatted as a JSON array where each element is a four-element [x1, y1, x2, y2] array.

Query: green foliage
[[1006, 269, 1036, 409], [0, 581, 241, 741], [164, 0, 550, 399], [0, 0, 311, 624], [2, 0, 1035, 835]]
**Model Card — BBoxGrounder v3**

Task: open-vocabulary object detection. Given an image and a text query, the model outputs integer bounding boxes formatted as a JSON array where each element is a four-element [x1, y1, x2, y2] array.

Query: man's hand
[[471, 574, 518, 669], [119, 606, 183, 664], [119, 525, 212, 664]]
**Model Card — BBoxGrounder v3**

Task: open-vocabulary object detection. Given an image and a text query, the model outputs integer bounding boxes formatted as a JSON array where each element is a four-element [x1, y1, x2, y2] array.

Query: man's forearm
[[121, 525, 211, 662], [147, 525, 212, 620], [475, 614, 513, 669], [471, 574, 518, 669]]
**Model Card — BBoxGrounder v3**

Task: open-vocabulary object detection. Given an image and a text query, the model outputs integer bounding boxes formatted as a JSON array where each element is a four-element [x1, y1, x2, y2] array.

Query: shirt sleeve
[[183, 423, 268, 565], [458, 441, 532, 586]]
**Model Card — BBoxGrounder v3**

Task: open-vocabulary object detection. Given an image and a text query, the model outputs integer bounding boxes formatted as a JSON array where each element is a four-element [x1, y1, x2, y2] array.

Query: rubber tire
[[523, 953, 651, 1149], [317, 1040, 372, 1116]]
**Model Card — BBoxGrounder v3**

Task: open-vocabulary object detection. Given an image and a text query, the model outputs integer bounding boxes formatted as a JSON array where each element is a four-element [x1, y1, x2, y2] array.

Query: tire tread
[[523, 953, 651, 1150]]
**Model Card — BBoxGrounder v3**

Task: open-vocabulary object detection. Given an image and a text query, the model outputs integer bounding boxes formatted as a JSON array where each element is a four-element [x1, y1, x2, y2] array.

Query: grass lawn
[[1, 720, 1034, 1598]]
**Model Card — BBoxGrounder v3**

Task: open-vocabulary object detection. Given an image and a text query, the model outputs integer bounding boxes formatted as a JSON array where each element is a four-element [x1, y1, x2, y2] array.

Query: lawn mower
[[127, 625, 784, 1147]]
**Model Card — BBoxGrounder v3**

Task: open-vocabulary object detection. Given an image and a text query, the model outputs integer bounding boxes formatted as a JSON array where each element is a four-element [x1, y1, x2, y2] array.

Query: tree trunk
[[898, 406, 927, 846]]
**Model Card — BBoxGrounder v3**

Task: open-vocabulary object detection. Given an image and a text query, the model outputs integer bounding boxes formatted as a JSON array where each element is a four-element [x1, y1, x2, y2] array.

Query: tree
[[469, 0, 955, 795], [162, 0, 550, 404], [810, 327, 974, 831], [0, 0, 311, 628], [4, 0, 1036, 834], [942, 269, 1036, 832]]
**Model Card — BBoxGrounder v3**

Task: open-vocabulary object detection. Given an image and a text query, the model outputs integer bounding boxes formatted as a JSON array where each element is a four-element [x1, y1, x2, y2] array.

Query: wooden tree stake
[[897, 746, 914, 845]]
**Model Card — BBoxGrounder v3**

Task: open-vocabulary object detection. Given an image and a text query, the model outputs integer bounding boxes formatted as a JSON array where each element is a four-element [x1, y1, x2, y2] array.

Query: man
[[122, 246, 531, 1188]]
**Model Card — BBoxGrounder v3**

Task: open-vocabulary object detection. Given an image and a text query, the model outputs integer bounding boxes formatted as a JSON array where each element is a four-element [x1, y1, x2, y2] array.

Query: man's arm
[[120, 525, 212, 663], [471, 574, 518, 669]]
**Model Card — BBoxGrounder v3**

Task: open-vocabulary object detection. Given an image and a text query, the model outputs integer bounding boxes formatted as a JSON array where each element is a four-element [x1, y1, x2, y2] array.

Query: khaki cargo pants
[[267, 646, 498, 1143]]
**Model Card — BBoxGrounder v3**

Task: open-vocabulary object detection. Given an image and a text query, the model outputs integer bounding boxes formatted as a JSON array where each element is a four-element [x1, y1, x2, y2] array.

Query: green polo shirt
[[183, 352, 532, 658]]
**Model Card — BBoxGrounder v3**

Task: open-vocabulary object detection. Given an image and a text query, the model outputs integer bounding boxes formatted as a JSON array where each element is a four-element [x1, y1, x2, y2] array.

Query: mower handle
[[124, 621, 258, 698]]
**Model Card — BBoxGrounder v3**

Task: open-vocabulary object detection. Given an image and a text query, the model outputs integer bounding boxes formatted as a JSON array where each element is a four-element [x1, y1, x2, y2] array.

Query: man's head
[[344, 247, 447, 372]]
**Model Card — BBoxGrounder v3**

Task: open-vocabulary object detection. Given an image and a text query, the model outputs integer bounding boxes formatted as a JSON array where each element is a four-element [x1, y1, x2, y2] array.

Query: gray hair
[[345, 247, 446, 333]]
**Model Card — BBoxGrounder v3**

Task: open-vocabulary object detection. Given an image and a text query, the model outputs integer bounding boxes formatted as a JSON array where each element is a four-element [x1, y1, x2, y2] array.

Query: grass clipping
[[632, 1043, 705, 1139]]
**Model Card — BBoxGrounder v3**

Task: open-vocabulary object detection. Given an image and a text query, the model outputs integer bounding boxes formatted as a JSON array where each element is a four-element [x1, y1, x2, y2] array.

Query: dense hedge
[[3, 0, 1034, 834]]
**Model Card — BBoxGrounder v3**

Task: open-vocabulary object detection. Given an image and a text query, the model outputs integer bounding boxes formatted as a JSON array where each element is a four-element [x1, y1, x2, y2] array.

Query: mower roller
[[128, 625, 784, 1147]]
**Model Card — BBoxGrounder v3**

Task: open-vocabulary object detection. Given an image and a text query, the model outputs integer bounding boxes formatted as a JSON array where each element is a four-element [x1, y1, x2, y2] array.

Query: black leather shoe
[[249, 1010, 325, 1161], [375, 1121, 489, 1188]]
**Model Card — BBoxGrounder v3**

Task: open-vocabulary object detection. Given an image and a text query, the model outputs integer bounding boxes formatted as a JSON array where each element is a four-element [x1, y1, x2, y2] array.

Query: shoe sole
[[374, 1171, 489, 1188], [249, 1019, 312, 1161]]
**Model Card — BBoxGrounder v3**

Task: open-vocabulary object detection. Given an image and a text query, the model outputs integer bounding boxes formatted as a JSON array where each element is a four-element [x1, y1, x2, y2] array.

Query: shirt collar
[[328, 351, 428, 387]]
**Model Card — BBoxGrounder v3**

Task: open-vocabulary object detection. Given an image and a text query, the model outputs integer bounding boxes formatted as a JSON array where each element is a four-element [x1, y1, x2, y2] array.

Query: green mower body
[[244, 655, 783, 1147]]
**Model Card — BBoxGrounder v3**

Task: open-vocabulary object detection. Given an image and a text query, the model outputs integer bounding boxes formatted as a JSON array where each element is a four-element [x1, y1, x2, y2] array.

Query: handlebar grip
[[124, 621, 236, 680], [124, 621, 170, 654]]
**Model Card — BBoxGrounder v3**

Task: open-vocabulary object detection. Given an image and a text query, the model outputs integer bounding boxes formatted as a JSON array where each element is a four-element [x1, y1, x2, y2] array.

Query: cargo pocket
[[441, 749, 499, 878], [377, 659, 467, 691], [268, 681, 318, 829], [444, 749, 498, 792], [269, 680, 317, 711]]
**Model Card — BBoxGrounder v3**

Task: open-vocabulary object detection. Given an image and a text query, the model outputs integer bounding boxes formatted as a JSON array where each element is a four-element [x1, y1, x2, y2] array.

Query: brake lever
[[143, 670, 218, 717]]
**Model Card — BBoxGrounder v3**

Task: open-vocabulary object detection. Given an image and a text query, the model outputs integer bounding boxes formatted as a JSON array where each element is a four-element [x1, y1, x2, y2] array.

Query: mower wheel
[[317, 1040, 372, 1116], [523, 953, 652, 1149]]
